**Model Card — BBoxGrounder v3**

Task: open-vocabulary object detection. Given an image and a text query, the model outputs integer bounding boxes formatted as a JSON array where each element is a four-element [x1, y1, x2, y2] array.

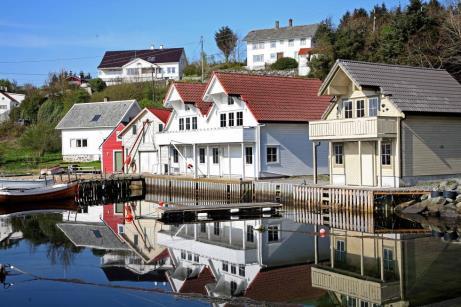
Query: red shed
[[101, 122, 125, 174]]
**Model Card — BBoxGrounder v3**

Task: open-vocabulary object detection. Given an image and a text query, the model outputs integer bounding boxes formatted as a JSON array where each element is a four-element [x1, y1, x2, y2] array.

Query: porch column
[[312, 142, 318, 184], [377, 139, 382, 187], [314, 224, 319, 265], [360, 232, 364, 276], [328, 142, 333, 185], [392, 140, 396, 188], [228, 144, 231, 179], [255, 125, 261, 180], [330, 235, 335, 268], [241, 143, 245, 179], [358, 141, 362, 186], [167, 145, 171, 175], [206, 145, 210, 178], [193, 144, 198, 179], [158, 145, 162, 174]]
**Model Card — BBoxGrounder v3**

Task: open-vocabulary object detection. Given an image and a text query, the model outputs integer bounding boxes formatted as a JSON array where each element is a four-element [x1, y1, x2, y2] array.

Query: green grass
[[0, 139, 100, 175]]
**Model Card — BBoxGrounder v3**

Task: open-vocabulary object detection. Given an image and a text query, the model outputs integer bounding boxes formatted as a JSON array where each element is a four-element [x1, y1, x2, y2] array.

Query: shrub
[[20, 123, 61, 157], [87, 78, 106, 92], [271, 57, 298, 70], [184, 64, 199, 76]]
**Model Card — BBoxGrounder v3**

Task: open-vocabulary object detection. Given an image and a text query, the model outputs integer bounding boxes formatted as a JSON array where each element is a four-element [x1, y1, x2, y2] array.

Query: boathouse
[[101, 123, 125, 174], [56, 100, 141, 162], [157, 72, 332, 179], [309, 60, 461, 187], [119, 107, 172, 174]]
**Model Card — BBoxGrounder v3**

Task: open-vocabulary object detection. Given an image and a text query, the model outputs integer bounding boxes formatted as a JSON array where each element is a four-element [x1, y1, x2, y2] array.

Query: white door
[[139, 151, 157, 173], [361, 142, 375, 186]]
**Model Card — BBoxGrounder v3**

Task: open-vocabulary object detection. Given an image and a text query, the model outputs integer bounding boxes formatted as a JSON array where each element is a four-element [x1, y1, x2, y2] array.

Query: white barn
[[157, 72, 331, 179], [55, 100, 141, 162]]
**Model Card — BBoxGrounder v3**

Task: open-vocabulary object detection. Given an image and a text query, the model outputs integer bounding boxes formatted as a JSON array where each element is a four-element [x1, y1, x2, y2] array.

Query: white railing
[[309, 117, 398, 140], [156, 126, 256, 145]]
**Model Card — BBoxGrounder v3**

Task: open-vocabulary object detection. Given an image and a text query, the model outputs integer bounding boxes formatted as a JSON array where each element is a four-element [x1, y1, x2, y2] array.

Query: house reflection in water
[[311, 226, 461, 306]]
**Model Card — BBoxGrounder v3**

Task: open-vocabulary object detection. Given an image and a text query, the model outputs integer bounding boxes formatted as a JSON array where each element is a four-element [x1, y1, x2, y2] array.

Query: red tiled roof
[[298, 48, 312, 55], [98, 48, 184, 68], [179, 266, 216, 295], [173, 82, 212, 115], [148, 107, 172, 124], [213, 72, 332, 122], [152, 248, 170, 262], [244, 264, 325, 303]]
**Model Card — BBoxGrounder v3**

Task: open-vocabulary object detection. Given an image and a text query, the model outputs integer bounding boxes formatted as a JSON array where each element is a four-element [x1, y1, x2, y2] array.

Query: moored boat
[[0, 178, 54, 190], [0, 183, 78, 204]]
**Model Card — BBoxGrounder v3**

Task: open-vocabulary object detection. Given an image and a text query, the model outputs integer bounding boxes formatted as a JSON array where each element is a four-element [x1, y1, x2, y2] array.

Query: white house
[[156, 72, 331, 179], [97, 48, 187, 86], [244, 19, 318, 75], [119, 107, 172, 174], [55, 100, 141, 162], [0, 89, 25, 122]]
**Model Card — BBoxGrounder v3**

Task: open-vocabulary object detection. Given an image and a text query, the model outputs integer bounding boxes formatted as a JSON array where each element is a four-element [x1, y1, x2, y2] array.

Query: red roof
[[148, 107, 172, 124], [244, 264, 325, 303], [179, 266, 215, 295], [298, 48, 312, 55], [213, 72, 332, 122], [173, 82, 212, 115]]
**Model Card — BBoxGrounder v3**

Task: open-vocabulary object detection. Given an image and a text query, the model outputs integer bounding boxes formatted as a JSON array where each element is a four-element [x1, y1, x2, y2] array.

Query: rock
[[427, 201, 444, 214], [440, 204, 460, 218], [447, 198, 454, 203], [394, 200, 417, 212], [446, 180, 458, 191], [430, 196, 447, 205], [403, 202, 428, 214], [421, 194, 429, 201], [456, 195, 461, 203]]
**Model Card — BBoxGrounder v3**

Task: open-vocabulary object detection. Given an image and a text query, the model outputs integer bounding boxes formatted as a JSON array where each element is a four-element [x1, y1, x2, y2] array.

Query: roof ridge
[[105, 48, 183, 53], [338, 59, 446, 71], [249, 23, 319, 32], [214, 71, 321, 81], [74, 99, 136, 105]]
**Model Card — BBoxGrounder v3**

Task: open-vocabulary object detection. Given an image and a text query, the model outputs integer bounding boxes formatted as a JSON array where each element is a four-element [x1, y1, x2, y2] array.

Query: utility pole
[[200, 36, 204, 83], [151, 65, 155, 103]]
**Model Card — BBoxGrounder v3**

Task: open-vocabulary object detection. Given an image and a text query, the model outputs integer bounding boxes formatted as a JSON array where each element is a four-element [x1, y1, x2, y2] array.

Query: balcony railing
[[309, 116, 398, 140], [156, 126, 256, 145]]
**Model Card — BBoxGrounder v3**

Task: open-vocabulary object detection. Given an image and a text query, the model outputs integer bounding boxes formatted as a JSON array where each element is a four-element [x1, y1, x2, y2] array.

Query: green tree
[[19, 90, 46, 123], [215, 26, 238, 63], [20, 123, 61, 156], [88, 78, 106, 92]]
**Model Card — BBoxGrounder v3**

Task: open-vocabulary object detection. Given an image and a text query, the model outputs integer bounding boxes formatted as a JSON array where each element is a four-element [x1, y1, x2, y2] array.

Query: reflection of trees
[[10, 214, 83, 267]]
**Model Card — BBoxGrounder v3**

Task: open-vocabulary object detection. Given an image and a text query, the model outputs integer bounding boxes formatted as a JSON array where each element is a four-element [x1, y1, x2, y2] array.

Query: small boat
[[0, 178, 54, 190], [0, 183, 78, 204]]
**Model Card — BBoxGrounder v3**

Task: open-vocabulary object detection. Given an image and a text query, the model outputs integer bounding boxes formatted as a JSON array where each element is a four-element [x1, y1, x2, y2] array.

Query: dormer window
[[185, 105, 190, 111], [227, 96, 234, 105]]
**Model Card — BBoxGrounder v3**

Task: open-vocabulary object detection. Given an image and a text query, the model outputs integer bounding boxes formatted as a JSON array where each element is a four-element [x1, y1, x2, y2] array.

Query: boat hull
[[0, 183, 78, 204], [0, 178, 54, 189]]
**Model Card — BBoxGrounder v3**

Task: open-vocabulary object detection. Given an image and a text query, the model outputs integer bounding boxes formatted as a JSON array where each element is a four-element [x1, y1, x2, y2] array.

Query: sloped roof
[[244, 24, 318, 42], [148, 108, 172, 124], [0, 91, 18, 103], [298, 48, 312, 55], [244, 264, 325, 302], [213, 72, 332, 122], [98, 48, 184, 69], [178, 266, 215, 295], [57, 223, 128, 250], [55, 100, 140, 130], [172, 82, 212, 115], [325, 59, 461, 114]]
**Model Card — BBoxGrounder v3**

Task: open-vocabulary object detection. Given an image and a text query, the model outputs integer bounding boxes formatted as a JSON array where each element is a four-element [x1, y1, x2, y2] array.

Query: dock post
[[312, 142, 318, 185]]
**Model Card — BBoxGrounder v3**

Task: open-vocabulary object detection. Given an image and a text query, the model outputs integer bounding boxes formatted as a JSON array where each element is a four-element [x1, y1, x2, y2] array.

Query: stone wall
[[63, 154, 98, 163]]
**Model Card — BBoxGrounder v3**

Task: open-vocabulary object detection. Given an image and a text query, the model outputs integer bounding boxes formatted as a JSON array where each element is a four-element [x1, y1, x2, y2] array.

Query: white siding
[[61, 128, 113, 161]]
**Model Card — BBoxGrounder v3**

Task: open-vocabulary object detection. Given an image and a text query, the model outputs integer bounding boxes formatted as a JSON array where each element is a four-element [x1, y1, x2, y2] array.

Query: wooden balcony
[[156, 126, 256, 145], [311, 266, 401, 305], [309, 117, 398, 140]]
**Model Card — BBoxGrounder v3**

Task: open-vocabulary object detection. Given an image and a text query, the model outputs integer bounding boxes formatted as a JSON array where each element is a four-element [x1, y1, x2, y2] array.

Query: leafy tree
[[88, 78, 106, 92], [20, 123, 61, 156], [184, 64, 199, 76], [215, 26, 238, 63], [19, 90, 46, 123], [271, 57, 298, 70], [0, 79, 18, 92]]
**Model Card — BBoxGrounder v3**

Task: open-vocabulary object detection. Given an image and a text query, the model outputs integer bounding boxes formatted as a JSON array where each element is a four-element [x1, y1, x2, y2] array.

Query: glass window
[[381, 143, 391, 165], [214, 222, 220, 235], [268, 225, 280, 242], [267, 146, 278, 163], [247, 225, 254, 242], [368, 97, 379, 117], [279, 40, 284, 45], [346, 297, 357, 307], [228, 112, 234, 126], [76, 139, 82, 147], [270, 40, 276, 48], [230, 264, 236, 274], [236, 112, 243, 126], [185, 117, 191, 130], [344, 101, 353, 118], [82, 139, 87, 147], [384, 248, 394, 272], [227, 96, 234, 105], [179, 118, 184, 130], [270, 53, 276, 59], [181, 250, 186, 259], [192, 117, 197, 129], [253, 54, 264, 62], [230, 281, 237, 294], [222, 261, 228, 272], [245, 147, 253, 164], [334, 144, 343, 165], [258, 41, 264, 49], [212, 148, 219, 164], [185, 105, 190, 111], [300, 38, 306, 45], [335, 240, 346, 262], [187, 252, 192, 261], [132, 125, 137, 135], [239, 265, 245, 277], [173, 148, 179, 163], [158, 124, 163, 132], [356, 100, 365, 118], [194, 254, 199, 262], [220, 113, 226, 127], [115, 203, 124, 213], [199, 148, 205, 164], [288, 39, 294, 46]]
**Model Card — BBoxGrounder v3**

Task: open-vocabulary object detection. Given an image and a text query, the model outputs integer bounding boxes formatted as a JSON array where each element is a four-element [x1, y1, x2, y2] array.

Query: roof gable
[[244, 23, 319, 42], [119, 107, 172, 136], [166, 82, 212, 115], [98, 48, 184, 69]]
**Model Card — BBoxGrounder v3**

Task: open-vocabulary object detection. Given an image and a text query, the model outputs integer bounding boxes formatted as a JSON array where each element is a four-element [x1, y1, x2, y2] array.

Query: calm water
[[1, 193, 461, 306]]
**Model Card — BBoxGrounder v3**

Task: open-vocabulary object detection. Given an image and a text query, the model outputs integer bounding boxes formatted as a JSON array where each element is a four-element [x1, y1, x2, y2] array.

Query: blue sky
[[0, 0, 405, 86]]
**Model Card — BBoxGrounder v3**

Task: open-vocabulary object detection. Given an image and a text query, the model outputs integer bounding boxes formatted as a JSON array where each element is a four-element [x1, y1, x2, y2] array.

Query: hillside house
[[244, 19, 318, 75], [0, 89, 25, 122], [101, 123, 125, 174], [309, 60, 461, 187], [97, 48, 187, 86], [119, 107, 171, 174], [55, 100, 141, 162], [158, 72, 331, 179]]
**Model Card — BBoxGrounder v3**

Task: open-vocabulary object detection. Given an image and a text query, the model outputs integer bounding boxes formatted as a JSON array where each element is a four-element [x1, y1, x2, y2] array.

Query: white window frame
[[300, 38, 306, 46], [267, 225, 280, 242], [270, 40, 276, 48], [368, 97, 379, 117], [266, 145, 279, 164], [288, 39, 294, 46]]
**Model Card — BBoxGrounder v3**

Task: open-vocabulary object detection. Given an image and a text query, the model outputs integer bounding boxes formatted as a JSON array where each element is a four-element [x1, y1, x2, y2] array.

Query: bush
[[0, 121, 25, 139], [184, 64, 199, 76], [91, 81, 167, 105], [271, 57, 298, 70], [20, 123, 61, 157], [87, 78, 106, 92]]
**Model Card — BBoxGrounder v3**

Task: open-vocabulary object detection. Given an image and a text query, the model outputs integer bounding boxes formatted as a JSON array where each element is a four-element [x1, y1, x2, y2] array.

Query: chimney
[[275, 21, 279, 29], [150, 44, 155, 50], [104, 97, 109, 102], [288, 18, 293, 27], [159, 44, 164, 49]]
